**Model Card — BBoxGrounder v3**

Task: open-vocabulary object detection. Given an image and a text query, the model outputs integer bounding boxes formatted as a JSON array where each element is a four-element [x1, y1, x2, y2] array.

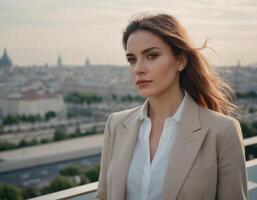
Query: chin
[[137, 89, 158, 97]]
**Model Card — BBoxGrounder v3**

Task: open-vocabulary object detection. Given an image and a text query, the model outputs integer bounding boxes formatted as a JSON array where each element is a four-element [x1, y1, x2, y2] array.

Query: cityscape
[[0, 46, 256, 199], [1, 0, 257, 198]]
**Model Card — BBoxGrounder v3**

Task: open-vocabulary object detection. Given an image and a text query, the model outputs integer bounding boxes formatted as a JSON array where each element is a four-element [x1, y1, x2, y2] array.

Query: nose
[[134, 59, 147, 75]]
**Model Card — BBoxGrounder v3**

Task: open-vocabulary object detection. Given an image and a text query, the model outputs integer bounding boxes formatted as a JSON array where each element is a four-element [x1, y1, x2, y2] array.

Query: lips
[[136, 80, 153, 85]]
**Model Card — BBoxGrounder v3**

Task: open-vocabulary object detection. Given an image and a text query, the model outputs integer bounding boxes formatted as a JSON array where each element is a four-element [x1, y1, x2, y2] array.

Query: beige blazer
[[95, 94, 248, 200]]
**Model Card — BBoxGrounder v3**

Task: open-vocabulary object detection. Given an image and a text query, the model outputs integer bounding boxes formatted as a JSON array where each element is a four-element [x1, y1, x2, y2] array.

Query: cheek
[[154, 59, 178, 81], [156, 70, 178, 89]]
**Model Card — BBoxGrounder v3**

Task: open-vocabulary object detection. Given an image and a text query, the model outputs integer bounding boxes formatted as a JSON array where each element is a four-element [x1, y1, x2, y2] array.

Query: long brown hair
[[122, 12, 238, 116]]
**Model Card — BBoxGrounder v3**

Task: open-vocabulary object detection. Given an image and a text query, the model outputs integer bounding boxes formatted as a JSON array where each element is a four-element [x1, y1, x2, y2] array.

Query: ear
[[177, 53, 188, 71]]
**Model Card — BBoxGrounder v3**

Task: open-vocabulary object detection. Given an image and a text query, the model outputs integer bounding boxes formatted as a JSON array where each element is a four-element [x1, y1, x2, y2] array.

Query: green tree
[[252, 121, 257, 130], [54, 128, 68, 141], [248, 91, 257, 98], [111, 94, 118, 101], [64, 92, 103, 105], [0, 183, 23, 200], [249, 107, 257, 113], [18, 139, 39, 148], [29, 139, 39, 146], [42, 176, 74, 194], [64, 92, 84, 104], [0, 123, 3, 134], [120, 94, 133, 102], [60, 166, 81, 176], [44, 111, 56, 121], [18, 139, 29, 147], [27, 115, 38, 124], [84, 165, 100, 182], [75, 126, 82, 135], [0, 140, 16, 151], [40, 138, 52, 144], [21, 187, 39, 199], [240, 122, 255, 138], [236, 91, 257, 99], [3, 115, 19, 125]]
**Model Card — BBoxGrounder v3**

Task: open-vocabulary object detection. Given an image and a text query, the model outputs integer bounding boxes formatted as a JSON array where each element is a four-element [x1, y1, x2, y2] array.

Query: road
[[0, 153, 101, 188]]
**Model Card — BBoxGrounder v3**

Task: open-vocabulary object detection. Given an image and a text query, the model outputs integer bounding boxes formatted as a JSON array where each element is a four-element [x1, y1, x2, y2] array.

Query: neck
[[148, 87, 185, 123]]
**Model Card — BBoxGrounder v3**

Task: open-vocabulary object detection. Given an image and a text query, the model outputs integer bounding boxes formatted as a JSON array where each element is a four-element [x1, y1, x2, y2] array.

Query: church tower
[[57, 55, 63, 67], [0, 48, 13, 70]]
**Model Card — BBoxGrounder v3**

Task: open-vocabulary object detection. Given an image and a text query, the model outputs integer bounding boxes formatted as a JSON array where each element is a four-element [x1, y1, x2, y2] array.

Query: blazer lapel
[[162, 95, 209, 200], [110, 110, 142, 200]]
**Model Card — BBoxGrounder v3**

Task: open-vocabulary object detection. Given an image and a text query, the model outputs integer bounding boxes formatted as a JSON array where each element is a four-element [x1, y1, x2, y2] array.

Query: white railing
[[29, 182, 98, 200], [244, 135, 257, 147]]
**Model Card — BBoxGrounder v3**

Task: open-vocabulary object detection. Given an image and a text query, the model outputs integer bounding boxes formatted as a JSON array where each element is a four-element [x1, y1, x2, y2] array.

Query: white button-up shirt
[[126, 90, 188, 200]]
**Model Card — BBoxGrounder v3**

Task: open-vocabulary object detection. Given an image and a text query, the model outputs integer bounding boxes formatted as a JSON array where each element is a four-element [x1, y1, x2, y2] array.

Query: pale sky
[[0, 0, 257, 66]]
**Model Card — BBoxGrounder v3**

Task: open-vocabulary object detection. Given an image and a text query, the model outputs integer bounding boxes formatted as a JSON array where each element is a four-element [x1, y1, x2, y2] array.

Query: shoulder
[[111, 105, 141, 119], [106, 105, 142, 129], [199, 106, 243, 150], [199, 106, 240, 131]]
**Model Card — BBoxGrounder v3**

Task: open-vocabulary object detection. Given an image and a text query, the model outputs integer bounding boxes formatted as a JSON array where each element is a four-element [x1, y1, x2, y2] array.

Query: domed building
[[0, 48, 13, 70]]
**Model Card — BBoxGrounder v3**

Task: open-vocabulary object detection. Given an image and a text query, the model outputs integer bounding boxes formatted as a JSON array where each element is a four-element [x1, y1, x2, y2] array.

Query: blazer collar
[[121, 92, 201, 133], [112, 93, 209, 200], [138, 89, 188, 123]]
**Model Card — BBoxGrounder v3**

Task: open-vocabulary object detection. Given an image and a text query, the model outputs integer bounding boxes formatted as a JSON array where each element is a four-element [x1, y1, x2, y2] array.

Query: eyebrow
[[126, 47, 160, 57]]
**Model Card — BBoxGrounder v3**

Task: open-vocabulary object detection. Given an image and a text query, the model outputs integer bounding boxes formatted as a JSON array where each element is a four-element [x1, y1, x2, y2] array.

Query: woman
[[96, 12, 248, 200]]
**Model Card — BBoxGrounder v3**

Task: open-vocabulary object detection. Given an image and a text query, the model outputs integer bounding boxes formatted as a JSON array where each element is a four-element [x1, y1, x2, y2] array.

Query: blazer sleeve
[[95, 113, 114, 200], [216, 118, 248, 200]]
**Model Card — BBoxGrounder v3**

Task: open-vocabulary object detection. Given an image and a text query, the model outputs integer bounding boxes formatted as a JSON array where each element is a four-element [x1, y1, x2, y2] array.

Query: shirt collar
[[139, 89, 188, 123]]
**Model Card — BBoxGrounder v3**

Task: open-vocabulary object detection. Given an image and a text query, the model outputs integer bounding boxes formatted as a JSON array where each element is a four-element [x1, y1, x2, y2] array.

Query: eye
[[127, 57, 136, 65], [147, 53, 159, 60]]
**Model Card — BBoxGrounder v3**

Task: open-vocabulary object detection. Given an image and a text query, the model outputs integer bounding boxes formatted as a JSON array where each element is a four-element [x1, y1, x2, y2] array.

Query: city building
[[0, 89, 66, 117]]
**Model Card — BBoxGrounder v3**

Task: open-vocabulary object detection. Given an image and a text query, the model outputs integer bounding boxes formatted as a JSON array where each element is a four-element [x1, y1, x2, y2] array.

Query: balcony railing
[[29, 137, 257, 200], [29, 182, 98, 200]]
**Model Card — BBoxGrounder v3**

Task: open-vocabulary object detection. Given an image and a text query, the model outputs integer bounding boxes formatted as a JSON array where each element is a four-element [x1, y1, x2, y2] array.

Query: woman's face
[[126, 30, 184, 97]]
